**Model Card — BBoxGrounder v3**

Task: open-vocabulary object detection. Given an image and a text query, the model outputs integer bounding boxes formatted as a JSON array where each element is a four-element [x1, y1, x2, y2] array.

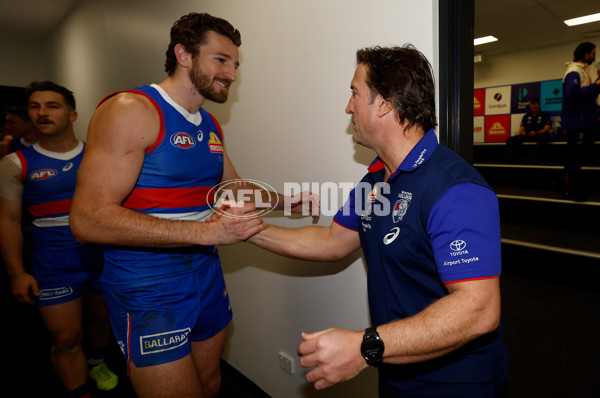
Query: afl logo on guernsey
[[30, 169, 58, 180], [208, 132, 224, 153], [170, 132, 196, 149]]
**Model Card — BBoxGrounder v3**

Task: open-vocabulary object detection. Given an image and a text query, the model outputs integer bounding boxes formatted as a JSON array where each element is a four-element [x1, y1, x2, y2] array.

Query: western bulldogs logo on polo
[[30, 169, 58, 180], [392, 191, 412, 223], [170, 132, 196, 149]]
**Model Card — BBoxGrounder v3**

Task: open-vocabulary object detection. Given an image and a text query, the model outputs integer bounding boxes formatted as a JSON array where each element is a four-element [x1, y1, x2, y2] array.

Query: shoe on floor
[[89, 363, 119, 391]]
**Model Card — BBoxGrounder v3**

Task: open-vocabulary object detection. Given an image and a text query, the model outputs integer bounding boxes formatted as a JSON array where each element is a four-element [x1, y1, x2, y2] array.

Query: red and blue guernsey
[[100, 84, 225, 288], [16, 142, 84, 250], [334, 129, 508, 389]]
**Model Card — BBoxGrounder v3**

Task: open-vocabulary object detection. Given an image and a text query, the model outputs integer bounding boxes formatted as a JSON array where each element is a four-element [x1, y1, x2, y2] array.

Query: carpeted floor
[[500, 246, 600, 398]]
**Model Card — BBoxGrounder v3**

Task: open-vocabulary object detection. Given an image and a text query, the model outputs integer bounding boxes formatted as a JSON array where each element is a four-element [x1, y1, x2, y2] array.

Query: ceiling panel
[[475, 0, 600, 57]]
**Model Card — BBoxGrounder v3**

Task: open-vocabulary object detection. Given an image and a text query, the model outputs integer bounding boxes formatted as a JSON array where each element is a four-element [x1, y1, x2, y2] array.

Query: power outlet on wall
[[278, 350, 295, 374]]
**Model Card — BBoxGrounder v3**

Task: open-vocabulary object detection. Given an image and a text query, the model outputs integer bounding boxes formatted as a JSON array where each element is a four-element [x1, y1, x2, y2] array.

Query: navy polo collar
[[367, 128, 438, 179]]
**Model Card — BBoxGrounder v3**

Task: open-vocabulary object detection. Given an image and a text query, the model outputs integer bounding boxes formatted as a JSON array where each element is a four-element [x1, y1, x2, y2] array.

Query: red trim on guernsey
[[28, 199, 72, 217], [208, 113, 224, 141], [123, 186, 213, 210], [332, 219, 358, 232], [368, 160, 384, 173], [16, 151, 27, 181], [97, 89, 165, 155], [443, 274, 500, 284]]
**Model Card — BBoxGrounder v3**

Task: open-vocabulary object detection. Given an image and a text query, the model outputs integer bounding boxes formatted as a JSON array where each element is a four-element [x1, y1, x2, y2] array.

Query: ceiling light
[[474, 36, 498, 46], [564, 12, 600, 26]]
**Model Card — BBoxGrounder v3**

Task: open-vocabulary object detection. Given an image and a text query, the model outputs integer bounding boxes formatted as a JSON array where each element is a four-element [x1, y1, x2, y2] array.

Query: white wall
[[39, 0, 437, 396], [474, 34, 600, 88], [0, 36, 46, 87]]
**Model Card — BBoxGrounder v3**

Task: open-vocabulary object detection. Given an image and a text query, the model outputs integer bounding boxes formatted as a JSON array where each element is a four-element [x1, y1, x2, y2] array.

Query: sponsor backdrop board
[[484, 85, 511, 116], [484, 114, 511, 143], [474, 79, 562, 143], [473, 88, 485, 117], [473, 116, 484, 143]]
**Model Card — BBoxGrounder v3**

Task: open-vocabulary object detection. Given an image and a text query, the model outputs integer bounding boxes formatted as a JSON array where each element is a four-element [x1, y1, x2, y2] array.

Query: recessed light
[[474, 36, 498, 46], [564, 12, 600, 26]]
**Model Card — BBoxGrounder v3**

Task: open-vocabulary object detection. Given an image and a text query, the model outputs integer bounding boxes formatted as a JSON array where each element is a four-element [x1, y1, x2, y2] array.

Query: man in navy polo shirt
[[505, 98, 551, 162], [249, 45, 509, 397]]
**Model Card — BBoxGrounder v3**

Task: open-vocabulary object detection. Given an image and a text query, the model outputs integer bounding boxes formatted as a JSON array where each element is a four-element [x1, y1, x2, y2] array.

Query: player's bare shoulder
[[89, 91, 160, 148], [96, 91, 158, 123]]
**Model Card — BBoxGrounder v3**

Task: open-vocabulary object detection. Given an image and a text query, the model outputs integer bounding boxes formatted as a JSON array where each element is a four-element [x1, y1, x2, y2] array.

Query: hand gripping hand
[[205, 201, 267, 245]]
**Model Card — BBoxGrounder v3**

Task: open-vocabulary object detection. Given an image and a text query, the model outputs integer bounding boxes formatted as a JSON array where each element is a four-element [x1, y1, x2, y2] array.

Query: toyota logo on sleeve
[[449, 240, 469, 257], [450, 240, 466, 251]]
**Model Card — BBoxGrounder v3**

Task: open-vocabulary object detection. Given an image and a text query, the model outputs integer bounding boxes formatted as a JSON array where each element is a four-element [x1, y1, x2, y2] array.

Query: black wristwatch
[[361, 326, 385, 367]]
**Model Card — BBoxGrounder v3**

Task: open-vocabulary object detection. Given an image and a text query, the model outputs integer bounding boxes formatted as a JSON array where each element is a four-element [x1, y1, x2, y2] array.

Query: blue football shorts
[[102, 262, 232, 368], [33, 244, 104, 306]]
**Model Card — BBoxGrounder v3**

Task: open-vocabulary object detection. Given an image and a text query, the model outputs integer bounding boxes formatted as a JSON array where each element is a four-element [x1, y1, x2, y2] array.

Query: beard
[[189, 63, 230, 104]]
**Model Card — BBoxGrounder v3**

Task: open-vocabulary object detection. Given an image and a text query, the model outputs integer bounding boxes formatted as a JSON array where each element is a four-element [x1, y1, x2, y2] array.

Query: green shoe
[[89, 363, 119, 391]]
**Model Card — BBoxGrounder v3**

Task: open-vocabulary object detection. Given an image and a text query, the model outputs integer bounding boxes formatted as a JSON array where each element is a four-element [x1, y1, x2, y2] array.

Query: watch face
[[361, 336, 384, 363]]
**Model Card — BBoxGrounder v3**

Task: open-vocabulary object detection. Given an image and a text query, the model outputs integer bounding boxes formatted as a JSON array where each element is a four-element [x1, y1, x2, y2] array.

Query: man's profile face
[[345, 63, 379, 148], [584, 48, 596, 65]]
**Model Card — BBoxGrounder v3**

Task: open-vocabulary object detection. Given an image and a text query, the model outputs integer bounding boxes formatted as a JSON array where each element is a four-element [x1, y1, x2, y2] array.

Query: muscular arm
[[0, 163, 39, 304], [298, 277, 501, 389], [70, 93, 265, 247], [248, 221, 361, 261], [379, 277, 501, 363]]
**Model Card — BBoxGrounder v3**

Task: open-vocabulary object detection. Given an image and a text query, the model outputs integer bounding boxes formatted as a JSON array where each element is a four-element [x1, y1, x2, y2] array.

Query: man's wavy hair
[[573, 41, 595, 62], [164, 12, 241, 75], [25, 81, 76, 110], [356, 44, 437, 132]]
